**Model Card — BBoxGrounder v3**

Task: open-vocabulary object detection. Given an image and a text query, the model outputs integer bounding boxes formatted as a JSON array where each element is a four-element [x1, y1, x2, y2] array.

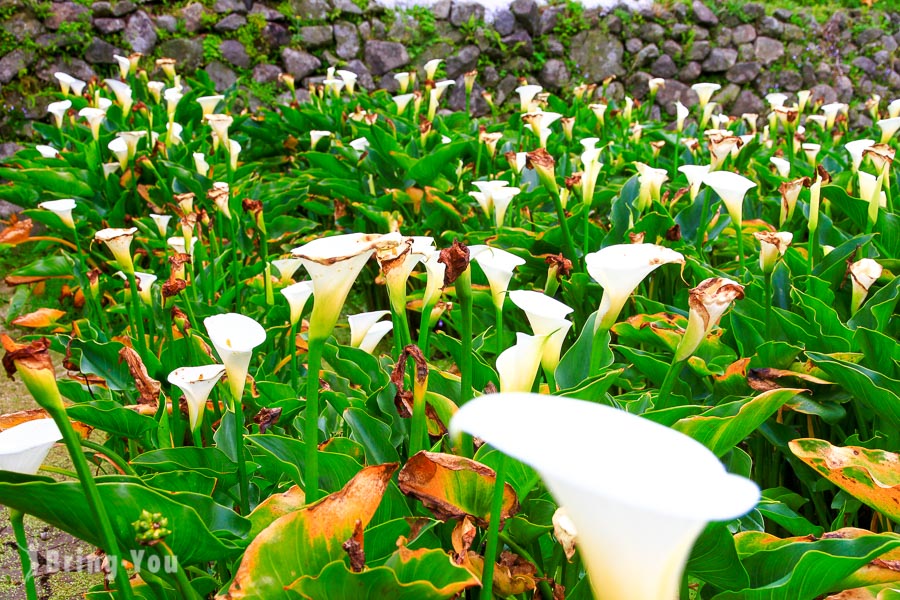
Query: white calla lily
[[635, 162, 668, 211], [271, 258, 304, 285], [38, 199, 77, 229], [691, 82, 720, 109], [167, 365, 226, 431], [674, 277, 745, 362], [586, 243, 685, 331], [95, 227, 138, 273], [204, 313, 266, 403], [450, 393, 760, 600], [36, 144, 59, 158], [196, 95, 224, 117], [393, 72, 411, 93], [149, 213, 171, 237], [280, 280, 314, 325], [108, 136, 129, 170], [515, 84, 543, 112], [754, 231, 793, 274], [104, 79, 133, 114], [675, 100, 689, 132], [147, 81, 165, 103], [509, 290, 573, 373], [770, 156, 790, 178], [115, 271, 157, 304], [702, 170, 756, 229], [78, 107, 106, 140], [470, 245, 526, 310], [424, 59, 443, 81], [849, 258, 883, 314], [349, 310, 391, 349], [0, 419, 62, 474], [677, 164, 711, 202], [54, 72, 86, 97], [877, 117, 900, 143], [821, 102, 847, 130], [47, 100, 71, 128], [845, 139, 875, 172], [496, 333, 548, 392]]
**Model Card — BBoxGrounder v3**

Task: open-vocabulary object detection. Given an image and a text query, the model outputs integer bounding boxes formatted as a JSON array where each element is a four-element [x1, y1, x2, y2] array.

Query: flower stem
[[49, 405, 136, 600], [480, 455, 508, 600], [551, 190, 579, 270], [736, 223, 747, 275], [417, 298, 436, 358], [304, 338, 325, 503], [457, 268, 474, 458], [657, 358, 685, 410], [72, 232, 106, 330], [10, 509, 38, 600], [494, 304, 504, 353], [157, 541, 202, 600], [409, 362, 428, 457], [289, 319, 299, 392], [231, 403, 250, 515], [80, 438, 137, 476], [764, 273, 774, 339], [696, 189, 710, 255], [126, 272, 148, 359], [229, 217, 242, 313]]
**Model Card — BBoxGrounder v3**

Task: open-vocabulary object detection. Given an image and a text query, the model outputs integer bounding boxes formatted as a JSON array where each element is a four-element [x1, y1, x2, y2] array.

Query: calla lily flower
[[469, 180, 520, 227], [450, 393, 760, 600], [208, 182, 230, 218], [375, 234, 431, 316], [206, 114, 233, 149], [877, 117, 900, 143], [509, 290, 573, 373], [47, 100, 71, 128], [280, 280, 314, 325], [102, 163, 119, 178], [95, 227, 138, 274], [423, 58, 443, 81], [271, 258, 303, 285], [589, 102, 607, 126], [702, 170, 756, 230], [193, 152, 210, 177], [0, 419, 62, 475], [635, 162, 668, 211], [38, 199, 76, 229], [496, 333, 547, 392], [888, 98, 900, 119], [36, 145, 59, 159], [149, 213, 171, 237], [845, 139, 875, 172], [108, 136, 129, 170], [858, 171, 887, 209], [421, 248, 446, 307], [802, 142, 821, 166], [104, 79, 133, 114], [147, 81, 165, 103], [164, 86, 183, 118], [113, 54, 131, 79], [678, 164, 711, 202], [292, 233, 383, 342], [116, 271, 157, 304], [204, 313, 266, 403], [347, 311, 393, 354], [470, 245, 526, 311], [167, 365, 226, 432], [765, 92, 788, 108], [586, 244, 685, 331], [675, 101, 689, 132], [427, 80, 454, 120], [78, 107, 106, 141], [691, 82, 720, 109], [54, 72, 86, 97], [674, 277, 745, 361], [805, 114, 827, 130], [336, 69, 358, 94], [580, 146, 602, 205], [228, 139, 241, 169], [310, 130, 332, 150], [770, 156, 790, 179], [392, 93, 415, 114], [754, 231, 793, 274], [849, 258, 883, 314], [515, 84, 543, 112], [393, 72, 410, 93], [196, 95, 224, 117], [821, 102, 847, 130]]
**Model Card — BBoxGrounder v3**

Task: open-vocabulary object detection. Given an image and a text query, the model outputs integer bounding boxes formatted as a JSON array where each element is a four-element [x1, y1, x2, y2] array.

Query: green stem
[[290, 319, 299, 392], [231, 401, 250, 515], [10, 509, 38, 600], [480, 456, 508, 600], [390, 293, 412, 358], [764, 273, 774, 340], [305, 338, 325, 503], [81, 438, 137, 476], [657, 358, 685, 410], [157, 542, 202, 600], [409, 370, 427, 458], [494, 303, 504, 353], [551, 190, 579, 270], [582, 202, 591, 260], [72, 231, 106, 330], [736, 222, 746, 275], [696, 189, 711, 255], [126, 272, 148, 358], [229, 217, 242, 313], [50, 406, 136, 600], [417, 298, 437, 358], [458, 268, 474, 458]]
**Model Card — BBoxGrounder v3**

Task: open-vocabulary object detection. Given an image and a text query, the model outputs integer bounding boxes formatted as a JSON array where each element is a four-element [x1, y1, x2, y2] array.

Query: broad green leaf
[[673, 388, 803, 456], [756, 499, 824, 537], [0, 473, 247, 565], [848, 275, 900, 333], [67, 401, 157, 441], [343, 407, 400, 465], [0, 167, 94, 198], [806, 352, 900, 428], [247, 485, 307, 539], [687, 522, 750, 591], [789, 439, 900, 523], [131, 447, 238, 488], [221, 464, 397, 600], [68, 338, 134, 391], [286, 547, 478, 600], [556, 313, 613, 390], [247, 433, 361, 492], [10, 254, 74, 279]]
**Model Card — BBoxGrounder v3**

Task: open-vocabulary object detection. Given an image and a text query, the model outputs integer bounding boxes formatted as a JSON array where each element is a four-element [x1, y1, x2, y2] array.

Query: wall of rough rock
[[1, 0, 899, 140]]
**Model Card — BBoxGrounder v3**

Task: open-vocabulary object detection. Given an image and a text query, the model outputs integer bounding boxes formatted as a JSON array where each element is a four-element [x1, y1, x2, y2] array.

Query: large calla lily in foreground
[[450, 393, 760, 600], [0, 418, 62, 474]]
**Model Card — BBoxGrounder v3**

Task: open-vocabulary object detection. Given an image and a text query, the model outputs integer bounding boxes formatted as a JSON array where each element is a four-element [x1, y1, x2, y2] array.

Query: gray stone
[[886, 70, 900, 90], [282, 48, 322, 79], [93, 17, 125, 34], [263, 23, 291, 48], [726, 61, 760, 84], [538, 58, 569, 90], [215, 14, 246, 32], [651, 54, 678, 78], [155, 15, 177, 33], [181, 3, 205, 33], [288, 0, 330, 20], [299, 25, 333, 49], [2, 13, 46, 42], [124, 11, 157, 54], [570, 29, 624, 82], [492, 9, 515, 36], [501, 56, 531, 75], [657, 79, 698, 115], [157, 38, 204, 72], [777, 70, 803, 91], [364, 40, 409, 75], [835, 75, 854, 103], [634, 44, 659, 68], [85, 37, 121, 64], [45, 2, 90, 30], [625, 38, 643, 54], [692, 26, 709, 40], [773, 8, 793, 21], [387, 14, 415, 43], [481, 65, 500, 87], [36, 57, 95, 84], [605, 81, 625, 102], [783, 24, 805, 41], [502, 31, 533, 57], [758, 16, 783, 38], [92, 2, 114, 17], [214, 0, 249, 13], [607, 14, 623, 34], [0, 49, 34, 84], [432, 0, 452, 19], [206, 60, 237, 91], [220, 39, 250, 68], [250, 3, 285, 20], [0, 198, 23, 218], [712, 83, 740, 108], [252, 63, 281, 83], [546, 37, 564, 56], [344, 59, 375, 90], [883, 35, 898, 53], [732, 24, 756, 45], [731, 89, 765, 116], [856, 27, 883, 46], [692, 0, 717, 26], [334, 22, 360, 59], [702, 47, 737, 72], [450, 2, 484, 27], [754, 37, 784, 66], [447, 77, 489, 115], [737, 43, 754, 61], [662, 39, 681, 57], [742, 3, 764, 19], [715, 27, 732, 47], [679, 61, 702, 82], [626, 71, 652, 99], [332, 0, 362, 15], [510, 0, 539, 34], [639, 22, 665, 43], [671, 23, 689, 38], [111, 1, 137, 17], [446, 45, 480, 78], [686, 40, 710, 61], [852, 56, 876, 76], [874, 50, 890, 65], [538, 7, 560, 36]]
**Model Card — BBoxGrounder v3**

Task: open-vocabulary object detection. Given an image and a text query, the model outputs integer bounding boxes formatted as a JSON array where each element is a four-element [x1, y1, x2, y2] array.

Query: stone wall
[[1, 0, 899, 138]]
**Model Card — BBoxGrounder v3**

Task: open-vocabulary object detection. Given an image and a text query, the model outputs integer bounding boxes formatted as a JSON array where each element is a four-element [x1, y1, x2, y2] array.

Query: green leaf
[[556, 313, 613, 390], [0, 473, 247, 565], [406, 142, 468, 185], [848, 275, 900, 333], [10, 255, 74, 278], [806, 352, 900, 428], [68, 338, 134, 392], [131, 447, 238, 489], [286, 548, 478, 600], [66, 401, 157, 441], [673, 388, 803, 457], [0, 167, 94, 198], [343, 407, 400, 466], [687, 523, 750, 591], [247, 433, 362, 493]]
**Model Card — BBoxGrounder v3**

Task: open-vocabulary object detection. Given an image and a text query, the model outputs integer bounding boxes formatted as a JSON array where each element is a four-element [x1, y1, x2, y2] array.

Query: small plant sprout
[[450, 393, 759, 600]]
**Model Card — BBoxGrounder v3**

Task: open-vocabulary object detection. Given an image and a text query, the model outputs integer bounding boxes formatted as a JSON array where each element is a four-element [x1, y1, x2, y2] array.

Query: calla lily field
[[0, 55, 898, 600]]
